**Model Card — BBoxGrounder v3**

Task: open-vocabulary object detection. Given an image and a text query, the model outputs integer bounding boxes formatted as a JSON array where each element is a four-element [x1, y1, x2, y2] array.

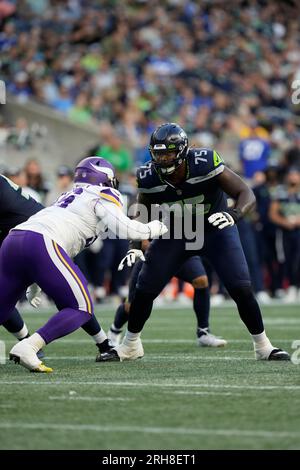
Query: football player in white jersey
[[0, 157, 167, 372]]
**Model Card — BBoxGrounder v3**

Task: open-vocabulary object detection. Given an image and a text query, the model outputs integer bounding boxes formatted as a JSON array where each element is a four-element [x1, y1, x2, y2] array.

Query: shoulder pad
[[187, 148, 225, 181], [136, 162, 165, 193], [99, 187, 123, 208]]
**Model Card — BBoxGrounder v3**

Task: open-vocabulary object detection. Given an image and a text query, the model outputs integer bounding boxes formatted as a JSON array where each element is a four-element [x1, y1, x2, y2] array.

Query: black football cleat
[[268, 348, 290, 361], [96, 349, 121, 362], [95, 339, 115, 362]]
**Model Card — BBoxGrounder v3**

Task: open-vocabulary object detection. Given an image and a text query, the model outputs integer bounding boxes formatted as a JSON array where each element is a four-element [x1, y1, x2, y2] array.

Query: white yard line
[[48, 395, 131, 402], [36, 355, 252, 361], [0, 380, 299, 390], [0, 422, 298, 439], [0, 338, 295, 344], [169, 391, 243, 397]]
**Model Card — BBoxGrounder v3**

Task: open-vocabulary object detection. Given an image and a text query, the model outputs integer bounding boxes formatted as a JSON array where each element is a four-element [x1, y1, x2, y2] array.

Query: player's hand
[[146, 220, 168, 238], [208, 212, 235, 230], [26, 284, 42, 308], [88, 237, 103, 253], [118, 249, 146, 271]]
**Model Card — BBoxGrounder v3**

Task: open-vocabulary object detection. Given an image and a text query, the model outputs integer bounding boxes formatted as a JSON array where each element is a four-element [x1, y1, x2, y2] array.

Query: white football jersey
[[14, 184, 152, 258]]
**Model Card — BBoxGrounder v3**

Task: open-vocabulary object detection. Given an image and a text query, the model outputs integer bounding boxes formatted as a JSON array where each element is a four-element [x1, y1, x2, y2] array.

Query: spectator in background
[[269, 168, 300, 302], [24, 158, 50, 203], [2, 0, 299, 170], [88, 123, 132, 173], [68, 92, 92, 125], [7, 71, 32, 104], [50, 85, 73, 115], [3, 167, 42, 203], [45, 165, 74, 206], [7, 117, 32, 150], [239, 121, 271, 179]]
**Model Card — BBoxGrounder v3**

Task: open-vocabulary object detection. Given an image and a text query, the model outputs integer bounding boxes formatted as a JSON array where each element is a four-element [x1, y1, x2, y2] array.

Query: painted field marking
[[0, 422, 299, 439]]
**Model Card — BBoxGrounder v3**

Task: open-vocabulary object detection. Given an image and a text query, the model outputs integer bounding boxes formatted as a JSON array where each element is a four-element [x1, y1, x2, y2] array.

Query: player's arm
[[95, 192, 166, 241], [129, 191, 152, 247], [217, 167, 256, 217], [119, 191, 153, 269], [208, 167, 256, 229]]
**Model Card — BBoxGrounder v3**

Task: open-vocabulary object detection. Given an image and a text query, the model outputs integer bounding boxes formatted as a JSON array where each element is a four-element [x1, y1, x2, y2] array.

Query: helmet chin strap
[[160, 157, 184, 176], [161, 165, 176, 175]]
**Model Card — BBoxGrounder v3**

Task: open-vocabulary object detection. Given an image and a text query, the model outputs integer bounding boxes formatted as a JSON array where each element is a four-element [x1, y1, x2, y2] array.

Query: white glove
[[88, 237, 103, 253], [208, 212, 235, 230], [146, 220, 168, 238], [118, 249, 146, 271], [26, 283, 42, 308]]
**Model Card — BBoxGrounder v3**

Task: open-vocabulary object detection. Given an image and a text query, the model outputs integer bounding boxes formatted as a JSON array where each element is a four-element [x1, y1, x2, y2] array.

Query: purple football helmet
[[74, 156, 118, 189]]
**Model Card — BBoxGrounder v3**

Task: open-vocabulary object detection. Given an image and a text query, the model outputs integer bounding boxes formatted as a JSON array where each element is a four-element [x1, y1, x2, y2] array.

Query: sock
[[15, 325, 29, 340], [3, 308, 27, 336], [37, 308, 90, 344], [110, 323, 122, 334], [92, 328, 107, 345], [113, 303, 129, 331], [193, 287, 210, 330], [81, 314, 102, 336], [229, 286, 264, 334], [252, 331, 273, 351], [124, 330, 140, 343], [27, 333, 46, 353], [128, 290, 155, 333]]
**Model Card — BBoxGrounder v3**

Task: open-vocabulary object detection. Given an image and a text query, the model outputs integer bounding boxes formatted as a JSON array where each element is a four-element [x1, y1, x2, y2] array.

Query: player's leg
[[0, 232, 34, 328], [176, 256, 227, 347], [9, 232, 103, 371], [203, 226, 289, 360], [0, 232, 44, 364], [2, 308, 29, 340], [107, 259, 143, 348], [100, 238, 187, 361], [110, 239, 130, 297], [81, 314, 112, 356], [74, 247, 113, 354], [2, 307, 45, 359], [282, 231, 300, 302], [93, 238, 114, 301]]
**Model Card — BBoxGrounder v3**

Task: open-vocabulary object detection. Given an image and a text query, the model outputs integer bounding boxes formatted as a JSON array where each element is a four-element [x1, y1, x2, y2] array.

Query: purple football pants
[[0, 230, 93, 344]]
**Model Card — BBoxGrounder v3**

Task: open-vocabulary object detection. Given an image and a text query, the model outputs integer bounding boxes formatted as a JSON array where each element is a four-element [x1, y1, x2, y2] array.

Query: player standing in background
[[0, 157, 167, 372], [0, 174, 44, 344], [99, 123, 290, 363], [269, 167, 300, 302]]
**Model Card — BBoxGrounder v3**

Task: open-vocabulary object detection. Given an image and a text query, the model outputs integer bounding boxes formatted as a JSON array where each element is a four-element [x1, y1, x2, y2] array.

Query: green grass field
[[0, 303, 300, 450]]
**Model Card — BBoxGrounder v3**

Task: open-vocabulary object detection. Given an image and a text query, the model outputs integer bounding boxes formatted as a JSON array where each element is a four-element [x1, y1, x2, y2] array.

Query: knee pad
[[124, 302, 131, 314], [192, 275, 209, 289]]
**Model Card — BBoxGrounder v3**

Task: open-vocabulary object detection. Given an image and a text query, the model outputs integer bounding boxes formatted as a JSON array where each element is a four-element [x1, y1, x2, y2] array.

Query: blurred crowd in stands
[[1, 0, 300, 167], [1, 0, 300, 304]]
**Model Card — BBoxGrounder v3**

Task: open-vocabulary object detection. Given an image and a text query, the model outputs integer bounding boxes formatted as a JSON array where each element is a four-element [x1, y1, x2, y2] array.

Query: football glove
[[118, 249, 146, 271], [208, 209, 242, 230], [26, 283, 42, 308], [146, 220, 168, 238]]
